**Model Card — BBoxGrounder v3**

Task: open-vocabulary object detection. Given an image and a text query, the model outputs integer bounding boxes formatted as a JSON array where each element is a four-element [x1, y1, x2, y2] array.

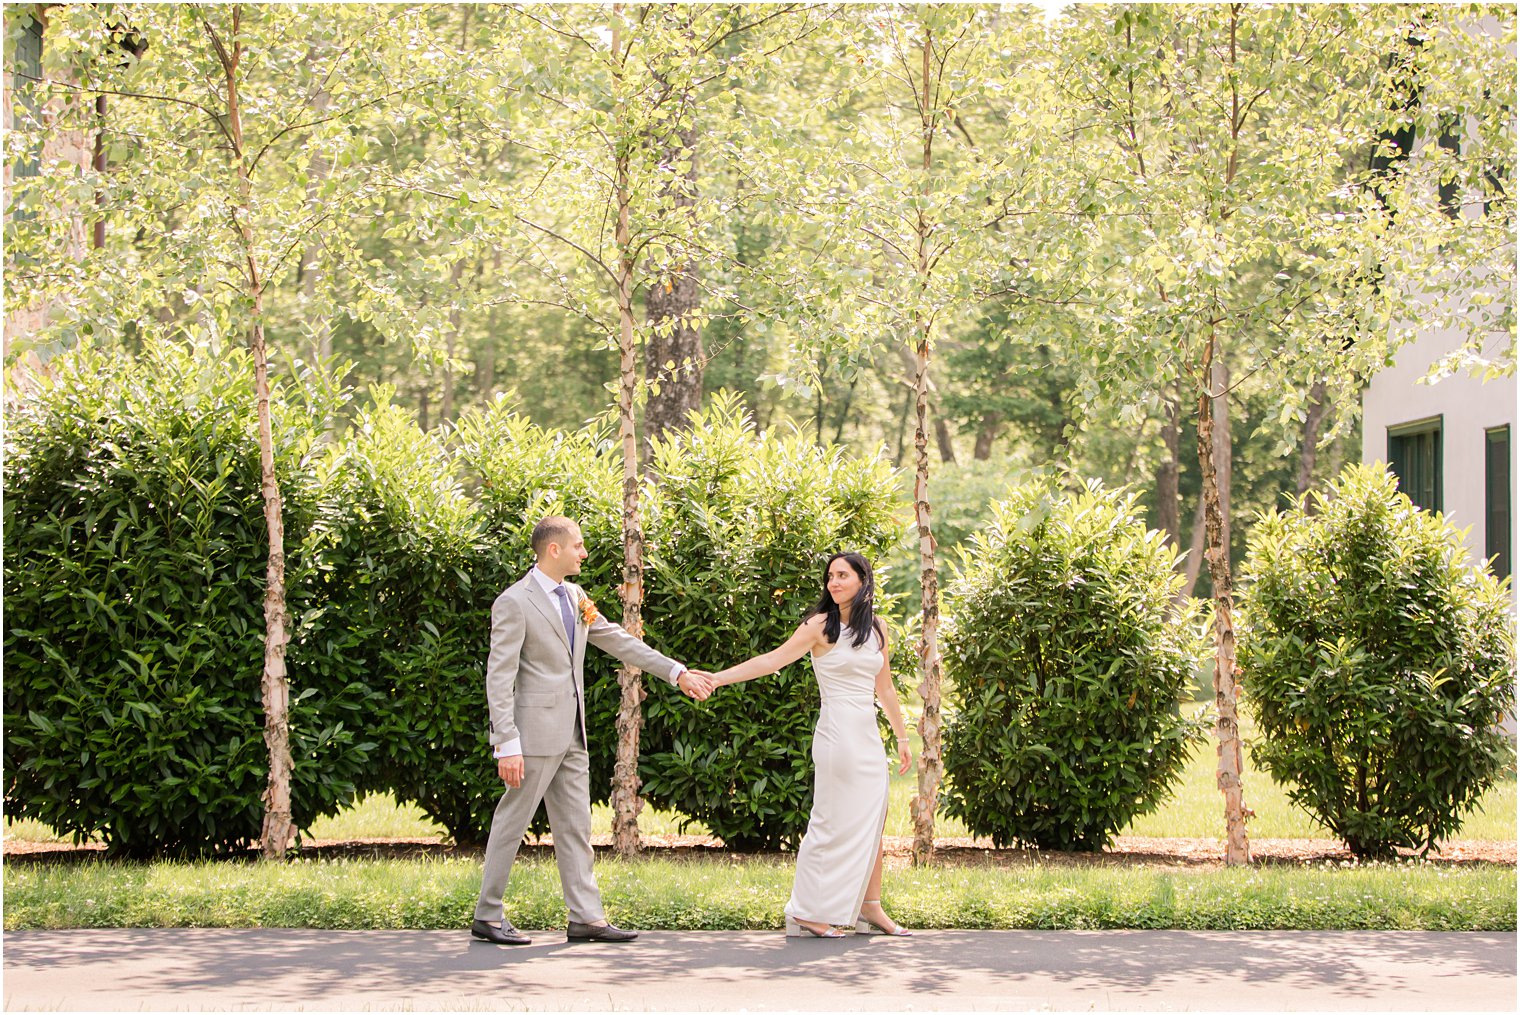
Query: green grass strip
[[6, 856, 1513, 931]]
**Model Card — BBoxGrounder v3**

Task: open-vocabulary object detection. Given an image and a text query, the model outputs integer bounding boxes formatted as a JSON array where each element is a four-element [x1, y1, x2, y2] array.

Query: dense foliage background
[[6, 3, 1512, 604], [3, 4, 1512, 856]]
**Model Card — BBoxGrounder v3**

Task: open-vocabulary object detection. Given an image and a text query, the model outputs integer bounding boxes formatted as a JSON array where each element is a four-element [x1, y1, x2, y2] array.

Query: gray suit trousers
[[474, 743, 604, 925]]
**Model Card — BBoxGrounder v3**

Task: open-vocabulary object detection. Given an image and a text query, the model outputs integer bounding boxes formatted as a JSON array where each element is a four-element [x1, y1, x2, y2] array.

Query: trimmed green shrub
[[302, 393, 490, 844], [1239, 464, 1515, 857], [400, 395, 904, 850], [941, 480, 1208, 851], [456, 400, 628, 822], [312, 395, 626, 845], [3, 343, 378, 856], [638, 396, 905, 848]]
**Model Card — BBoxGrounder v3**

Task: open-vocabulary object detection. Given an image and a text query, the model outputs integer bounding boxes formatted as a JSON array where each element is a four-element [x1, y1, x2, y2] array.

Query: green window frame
[[9, 14, 43, 181], [1388, 416, 1443, 514], [6, 13, 44, 233], [1437, 115, 1462, 219], [1486, 425, 1511, 581]]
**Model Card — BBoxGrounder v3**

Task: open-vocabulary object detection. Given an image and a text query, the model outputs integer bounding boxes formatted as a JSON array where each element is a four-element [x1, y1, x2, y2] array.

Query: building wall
[[1362, 325, 1516, 582]]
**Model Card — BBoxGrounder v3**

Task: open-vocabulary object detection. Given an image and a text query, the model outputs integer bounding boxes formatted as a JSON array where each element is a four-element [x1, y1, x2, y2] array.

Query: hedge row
[[6, 344, 1511, 857], [4, 344, 370, 855], [4, 344, 902, 854]]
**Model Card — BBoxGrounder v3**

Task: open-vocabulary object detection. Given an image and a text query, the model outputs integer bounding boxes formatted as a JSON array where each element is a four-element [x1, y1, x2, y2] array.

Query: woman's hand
[[896, 742, 913, 775]]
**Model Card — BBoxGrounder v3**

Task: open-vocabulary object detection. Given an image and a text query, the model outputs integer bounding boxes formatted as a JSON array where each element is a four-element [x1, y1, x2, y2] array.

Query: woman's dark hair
[[811, 552, 882, 649]]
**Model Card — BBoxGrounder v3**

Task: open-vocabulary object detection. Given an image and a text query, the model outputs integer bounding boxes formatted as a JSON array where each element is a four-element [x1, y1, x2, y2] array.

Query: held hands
[[679, 668, 716, 701]]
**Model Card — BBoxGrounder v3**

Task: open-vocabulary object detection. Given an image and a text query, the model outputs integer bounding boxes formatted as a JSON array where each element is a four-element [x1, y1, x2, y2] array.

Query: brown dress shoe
[[471, 919, 531, 945], [566, 920, 638, 942]]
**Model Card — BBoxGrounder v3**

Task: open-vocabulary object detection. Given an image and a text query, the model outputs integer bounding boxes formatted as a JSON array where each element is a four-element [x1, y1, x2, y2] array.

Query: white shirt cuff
[[669, 662, 686, 684], [493, 738, 522, 758]]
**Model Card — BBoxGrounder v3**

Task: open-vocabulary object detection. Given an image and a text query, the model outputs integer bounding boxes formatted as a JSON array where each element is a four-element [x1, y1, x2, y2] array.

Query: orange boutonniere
[[578, 596, 600, 627]]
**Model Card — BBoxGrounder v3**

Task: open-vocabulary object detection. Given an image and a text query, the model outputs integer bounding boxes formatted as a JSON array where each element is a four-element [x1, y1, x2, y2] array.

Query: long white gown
[[783, 629, 890, 926]]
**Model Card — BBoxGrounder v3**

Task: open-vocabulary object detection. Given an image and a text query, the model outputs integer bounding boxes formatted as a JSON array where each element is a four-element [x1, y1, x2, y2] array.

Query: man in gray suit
[[471, 515, 713, 945]]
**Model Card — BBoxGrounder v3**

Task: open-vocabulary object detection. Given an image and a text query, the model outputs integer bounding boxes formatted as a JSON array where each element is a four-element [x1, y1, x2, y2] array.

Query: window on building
[[1486, 426, 1511, 581], [1388, 417, 1443, 514], [1483, 101, 1512, 223], [1437, 115, 1462, 219], [9, 14, 44, 183], [1484, 162, 1510, 220]]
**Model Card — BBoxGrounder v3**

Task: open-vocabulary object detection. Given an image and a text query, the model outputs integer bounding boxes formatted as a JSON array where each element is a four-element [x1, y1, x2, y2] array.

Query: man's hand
[[679, 669, 715, 701], [497, 753, 524, 788]]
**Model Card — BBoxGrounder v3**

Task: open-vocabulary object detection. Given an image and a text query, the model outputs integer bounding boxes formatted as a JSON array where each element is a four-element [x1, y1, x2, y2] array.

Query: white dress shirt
[[493, 567, 685, 758]]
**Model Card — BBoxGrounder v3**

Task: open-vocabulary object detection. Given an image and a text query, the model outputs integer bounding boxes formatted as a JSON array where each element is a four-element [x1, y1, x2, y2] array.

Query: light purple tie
[[552, 586, 576, 651]]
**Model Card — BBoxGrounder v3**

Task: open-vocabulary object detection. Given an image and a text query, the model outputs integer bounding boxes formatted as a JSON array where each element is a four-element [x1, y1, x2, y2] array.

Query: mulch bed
[[5, 832, 1514, 869]]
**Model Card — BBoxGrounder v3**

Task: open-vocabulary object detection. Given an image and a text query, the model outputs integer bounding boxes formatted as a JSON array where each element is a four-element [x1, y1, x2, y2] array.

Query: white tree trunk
[[1197, 328, 1249, 866], [908, 27, 944, 867], [208, 9, 294, 860], [608, 4, 645, 857]]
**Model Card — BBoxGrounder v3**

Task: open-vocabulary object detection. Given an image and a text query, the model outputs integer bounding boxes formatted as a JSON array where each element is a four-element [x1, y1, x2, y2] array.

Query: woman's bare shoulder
[[800, 613, 830, 637]]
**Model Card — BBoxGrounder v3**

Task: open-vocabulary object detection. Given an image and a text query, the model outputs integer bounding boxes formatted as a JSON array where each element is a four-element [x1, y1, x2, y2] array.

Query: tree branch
[[248, 84, 429, 176], [12, 72, 233, 147]]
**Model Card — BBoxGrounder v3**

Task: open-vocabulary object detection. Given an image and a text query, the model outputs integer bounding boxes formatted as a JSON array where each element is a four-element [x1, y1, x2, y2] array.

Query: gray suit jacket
[[485, 572, 681, 757]]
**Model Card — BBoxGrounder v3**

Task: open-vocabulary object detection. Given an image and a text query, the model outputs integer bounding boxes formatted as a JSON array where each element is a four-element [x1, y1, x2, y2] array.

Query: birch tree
[[741, 5, 1088, 863], [4, 3, 427, 857], [1053, 3, 1513, 863], [388, 3, 815, 854]]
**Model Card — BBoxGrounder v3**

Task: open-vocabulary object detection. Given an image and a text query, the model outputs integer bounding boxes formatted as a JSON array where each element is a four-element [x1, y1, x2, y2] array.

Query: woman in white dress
[[713, 552, 914, 938]]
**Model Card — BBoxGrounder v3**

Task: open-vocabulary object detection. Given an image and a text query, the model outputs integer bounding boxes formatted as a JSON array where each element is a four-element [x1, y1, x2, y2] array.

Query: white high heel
[[786, 915, 845, 938], [854, 900, 913, 936]]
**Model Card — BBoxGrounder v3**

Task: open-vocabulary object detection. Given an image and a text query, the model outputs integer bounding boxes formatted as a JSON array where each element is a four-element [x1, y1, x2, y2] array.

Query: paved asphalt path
[[3, 929, 1514, 1011]]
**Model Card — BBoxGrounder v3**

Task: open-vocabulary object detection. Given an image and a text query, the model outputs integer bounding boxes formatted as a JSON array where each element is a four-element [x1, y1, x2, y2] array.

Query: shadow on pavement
[[3, 928, 1515, 1005]]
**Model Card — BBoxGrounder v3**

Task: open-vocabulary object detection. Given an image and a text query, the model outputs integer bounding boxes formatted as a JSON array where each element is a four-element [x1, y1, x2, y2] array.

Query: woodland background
[[4, 3, 1514, 861]]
